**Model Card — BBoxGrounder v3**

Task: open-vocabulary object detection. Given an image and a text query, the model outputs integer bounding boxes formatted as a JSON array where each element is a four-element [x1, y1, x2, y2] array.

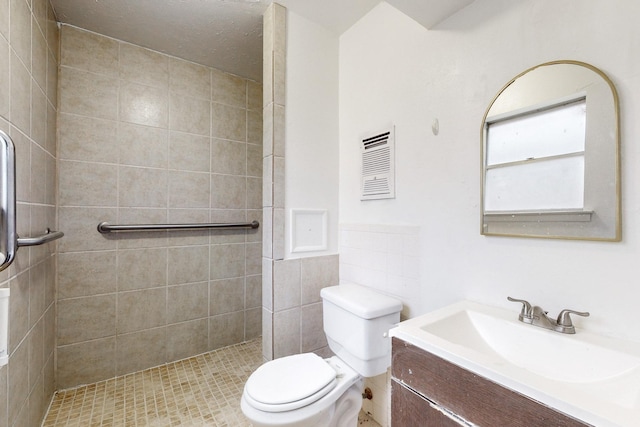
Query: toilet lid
[[245, 353, 337, 412]]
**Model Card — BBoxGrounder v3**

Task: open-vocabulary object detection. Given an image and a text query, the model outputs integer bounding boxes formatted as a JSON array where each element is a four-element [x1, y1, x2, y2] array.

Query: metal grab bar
[[0, 131, 63, 272], [0, 130, 16, 272], [17, 229, 65, 247], [97, 220, 260, 234]]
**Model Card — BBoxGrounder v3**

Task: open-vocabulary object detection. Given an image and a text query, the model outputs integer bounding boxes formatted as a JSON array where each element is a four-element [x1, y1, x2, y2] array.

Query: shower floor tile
[[43, 339, 262, 426], [42, 338, 382, 427]]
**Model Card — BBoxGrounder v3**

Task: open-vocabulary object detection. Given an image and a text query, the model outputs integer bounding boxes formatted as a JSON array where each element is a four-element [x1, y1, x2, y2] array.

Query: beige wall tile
[[46, 50, 57, 104], [59, 160, 118, 207], [246, 274, 262, 309], [247, 80, 262, 112], [118, 122, 168, 168], [210, 243, 245, 280], [247, 177, 262, 210], [56, 338, 116, 389], [170, 58, 211, 100], [8, 273, 29, 353], [0, 38, 9, 118], [11, 53, 31, 135], [273, 259, 300, 311], [30, 144, 46, 204], [0, 0, 8, 41], [262, 103, 273, 157], [167, 282, 208, 323], [31, 85, 46, 146], [211, 103, 246, 142], [169, 93, 210, 135], [262, 307, 273, 360], [10, 0, 31, 71], [119, 81, 168, 128], [301, 255, 339, 305], [32, 20, 47, 91], [32, 0, 47, 32], [117, 248, 167, 291], [168, 246, 209, 285], [301, 303, 327, 353], [57, 295, 116, 345], [211, 174, 246, 209], [58, 113, 118, 163], [54, 27, 263, 388], [60, 26, 118, 75], [58, 251, 117, 299], [247, 110, 263, 145], [168, 171, 209, 209], [246, 242, 261, 276], [211, 68, 246, 108], [116, 328, 166, 375], [29, 262, 46, 328], [245, 307, 262, 340], [169, 131, 210, 172], [210, 277, 244, 316], [273, 51, 286, 106], [119, 42, 169, 88], [58, 207, 118, 253], [118, 166, 168, 208], [273, 104, 286, 157], [46, 6, 59, 60], [211, 138, 246, 175], [208, 311, 244, 350], [117, 288, 166, 334], [12, 131, 30, 203], [28, 318, 44, 391], [273, 308, 300, 358], [59, 67, 118, 120], [8, 340, 28, 426], [166, 319, 208, 361], [247, 142, 262, 178]]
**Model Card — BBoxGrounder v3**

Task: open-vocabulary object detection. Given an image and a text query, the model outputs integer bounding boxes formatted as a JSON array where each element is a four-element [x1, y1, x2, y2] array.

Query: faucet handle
[[507, 297, 533, 321], [557, 309, 590, 326]]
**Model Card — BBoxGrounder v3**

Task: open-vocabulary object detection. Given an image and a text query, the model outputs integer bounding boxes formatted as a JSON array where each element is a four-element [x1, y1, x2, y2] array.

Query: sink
[[423, 309, 640, 383], [391, 301, 640, 427]]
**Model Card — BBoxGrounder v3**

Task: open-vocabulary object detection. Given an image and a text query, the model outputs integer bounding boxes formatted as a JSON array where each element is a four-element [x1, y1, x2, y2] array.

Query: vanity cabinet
[[391, 337, 591, 426]]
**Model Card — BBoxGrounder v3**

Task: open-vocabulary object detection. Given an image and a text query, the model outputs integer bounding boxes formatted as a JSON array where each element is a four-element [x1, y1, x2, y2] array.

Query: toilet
[[241, 283, 402, 427]]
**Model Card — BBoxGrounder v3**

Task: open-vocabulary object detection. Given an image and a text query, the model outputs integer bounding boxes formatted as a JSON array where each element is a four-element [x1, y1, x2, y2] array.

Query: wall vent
[[361, 127, 395, 200]]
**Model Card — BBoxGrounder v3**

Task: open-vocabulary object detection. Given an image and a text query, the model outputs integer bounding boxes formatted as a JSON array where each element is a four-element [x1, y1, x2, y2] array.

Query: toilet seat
[[244, 353, 338, 413]]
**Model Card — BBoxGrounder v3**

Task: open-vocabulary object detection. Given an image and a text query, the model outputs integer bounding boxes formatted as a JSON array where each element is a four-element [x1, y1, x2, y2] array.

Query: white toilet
[[241, 283, 402, 427]]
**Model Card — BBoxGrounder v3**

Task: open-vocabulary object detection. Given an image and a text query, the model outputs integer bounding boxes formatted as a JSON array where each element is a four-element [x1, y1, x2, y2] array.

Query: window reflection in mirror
[[480, 61, 620, 241]]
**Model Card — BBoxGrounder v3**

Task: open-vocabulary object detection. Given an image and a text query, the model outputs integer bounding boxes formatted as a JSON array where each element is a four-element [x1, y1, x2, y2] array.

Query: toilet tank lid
[[321, 283, 402, 319]]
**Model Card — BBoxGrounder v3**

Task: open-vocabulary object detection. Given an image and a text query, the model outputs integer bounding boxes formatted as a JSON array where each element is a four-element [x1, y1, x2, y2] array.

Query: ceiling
[[50, 0, 474, 82]]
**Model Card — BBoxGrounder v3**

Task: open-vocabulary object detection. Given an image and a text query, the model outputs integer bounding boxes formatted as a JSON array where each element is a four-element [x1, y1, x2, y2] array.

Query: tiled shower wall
[[56, 26, 263, 389], [262, 4, 339, 362], [0, 0, 59, 426]]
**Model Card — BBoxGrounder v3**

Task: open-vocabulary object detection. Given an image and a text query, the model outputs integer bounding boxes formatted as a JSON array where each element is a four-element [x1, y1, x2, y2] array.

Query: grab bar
[[17, 229, 65, 247], [0, 131, 17, 272], [0, 131, 63, 272], [97, 220, 260, 234]]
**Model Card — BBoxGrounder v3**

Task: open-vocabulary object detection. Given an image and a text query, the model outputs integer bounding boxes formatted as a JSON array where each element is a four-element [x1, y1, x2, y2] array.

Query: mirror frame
[[480, 60, 621, 241]]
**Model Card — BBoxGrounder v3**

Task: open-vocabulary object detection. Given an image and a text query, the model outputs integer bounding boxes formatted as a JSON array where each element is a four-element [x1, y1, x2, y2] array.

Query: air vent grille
[[361, 127, 395, 200]]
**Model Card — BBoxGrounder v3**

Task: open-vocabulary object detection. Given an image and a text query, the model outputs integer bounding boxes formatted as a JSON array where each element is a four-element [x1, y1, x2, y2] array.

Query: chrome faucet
[[507, 297, 589, 334]]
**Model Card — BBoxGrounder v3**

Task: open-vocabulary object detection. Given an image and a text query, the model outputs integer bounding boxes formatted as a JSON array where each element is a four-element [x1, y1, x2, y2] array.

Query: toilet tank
[[321, 283, 402, 377]]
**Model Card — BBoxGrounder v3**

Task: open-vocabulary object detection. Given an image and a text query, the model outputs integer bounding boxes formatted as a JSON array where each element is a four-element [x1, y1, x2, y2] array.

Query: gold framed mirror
[[480, 61, 620, 241]]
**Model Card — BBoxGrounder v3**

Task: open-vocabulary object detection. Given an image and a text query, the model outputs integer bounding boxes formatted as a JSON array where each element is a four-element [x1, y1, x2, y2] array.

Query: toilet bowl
[[241, 283, 402, 427], [241, 354, 362, 427]]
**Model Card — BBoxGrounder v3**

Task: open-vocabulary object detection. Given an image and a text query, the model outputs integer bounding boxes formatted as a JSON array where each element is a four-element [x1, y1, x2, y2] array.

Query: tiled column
[[262, 3, 287, 360]]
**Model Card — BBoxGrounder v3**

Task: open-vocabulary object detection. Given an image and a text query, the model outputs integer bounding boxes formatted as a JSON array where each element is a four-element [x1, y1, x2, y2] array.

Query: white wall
[[284, 11, 340, 258], [339, 0, 640, 342]]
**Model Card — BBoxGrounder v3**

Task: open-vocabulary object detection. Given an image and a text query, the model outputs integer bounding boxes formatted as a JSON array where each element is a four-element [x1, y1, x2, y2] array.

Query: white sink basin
[[391, 301, 640, 427]]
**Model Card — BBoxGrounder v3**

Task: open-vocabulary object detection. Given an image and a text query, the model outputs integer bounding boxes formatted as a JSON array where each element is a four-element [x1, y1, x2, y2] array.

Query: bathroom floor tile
[[42, 339, 262, 426]]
